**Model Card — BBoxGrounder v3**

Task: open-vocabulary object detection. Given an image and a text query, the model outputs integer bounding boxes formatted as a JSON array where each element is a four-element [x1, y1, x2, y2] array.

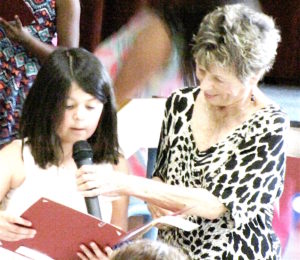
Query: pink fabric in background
[[272, 156, 300, 254]]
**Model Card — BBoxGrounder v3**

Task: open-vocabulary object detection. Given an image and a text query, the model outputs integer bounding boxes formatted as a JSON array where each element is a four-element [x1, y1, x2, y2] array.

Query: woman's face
[[57, 82, 104, 145], [196, 63, 251, 107]]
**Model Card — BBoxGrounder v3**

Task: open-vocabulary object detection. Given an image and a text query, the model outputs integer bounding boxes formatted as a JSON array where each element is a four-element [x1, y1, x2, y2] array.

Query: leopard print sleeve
[[152, 92, 175, 182], [207, 106, 290, 228]]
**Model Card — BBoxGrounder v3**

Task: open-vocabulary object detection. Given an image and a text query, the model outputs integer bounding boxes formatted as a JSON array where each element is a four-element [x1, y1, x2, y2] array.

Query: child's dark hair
[[20, 48, 119, 168]]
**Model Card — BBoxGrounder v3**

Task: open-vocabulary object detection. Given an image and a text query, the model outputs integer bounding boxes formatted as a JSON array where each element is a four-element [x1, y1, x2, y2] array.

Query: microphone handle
[[75, 158, 102, 219], [85, 197, 102, 219]]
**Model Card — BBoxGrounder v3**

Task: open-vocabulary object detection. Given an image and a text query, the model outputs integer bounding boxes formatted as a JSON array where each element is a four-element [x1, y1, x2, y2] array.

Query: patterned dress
[[0, 0, 56, 148], [153, 87, 289, 259]]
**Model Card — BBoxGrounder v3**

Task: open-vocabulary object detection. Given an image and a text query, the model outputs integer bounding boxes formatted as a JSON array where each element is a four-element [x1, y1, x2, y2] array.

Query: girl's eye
[[65, 104, 74, 109], [86, 106, 95, 110]]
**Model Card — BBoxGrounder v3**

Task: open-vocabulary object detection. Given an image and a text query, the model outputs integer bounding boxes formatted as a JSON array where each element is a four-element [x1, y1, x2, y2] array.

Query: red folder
[[0, 0, 37, 26], [1, 198, 199, 259], [1, 198, 127, 259]]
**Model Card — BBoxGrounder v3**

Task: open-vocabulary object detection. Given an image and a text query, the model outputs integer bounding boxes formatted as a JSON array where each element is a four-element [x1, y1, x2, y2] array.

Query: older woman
[[77, 4, 289, 259]]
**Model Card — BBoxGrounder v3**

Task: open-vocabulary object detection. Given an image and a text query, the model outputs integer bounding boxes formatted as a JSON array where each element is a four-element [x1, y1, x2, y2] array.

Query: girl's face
[[196, 63, 252, 107], [57, 82, 104, 145]]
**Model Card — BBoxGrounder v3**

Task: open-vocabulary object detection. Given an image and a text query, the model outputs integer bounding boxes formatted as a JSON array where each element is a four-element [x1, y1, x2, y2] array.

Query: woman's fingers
[[147, 203, 173, 219], [76, 166, 125, 197]]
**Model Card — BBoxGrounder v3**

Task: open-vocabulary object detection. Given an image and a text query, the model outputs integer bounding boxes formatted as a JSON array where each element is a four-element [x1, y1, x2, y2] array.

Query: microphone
[[72, 140, 102, 219]]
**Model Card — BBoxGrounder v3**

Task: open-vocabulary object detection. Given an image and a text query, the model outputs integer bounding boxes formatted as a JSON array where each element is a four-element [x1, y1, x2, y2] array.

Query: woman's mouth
[[204, 92, 218, 99]]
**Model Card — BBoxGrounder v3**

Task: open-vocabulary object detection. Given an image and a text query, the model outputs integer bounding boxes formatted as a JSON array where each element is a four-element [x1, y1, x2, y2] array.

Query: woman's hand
[[0, 211, 36, 241], [77, 242, 113, 260], [147, 203, 174, 219], [0, 15, 31, 44], [76, 165, 128, 198]]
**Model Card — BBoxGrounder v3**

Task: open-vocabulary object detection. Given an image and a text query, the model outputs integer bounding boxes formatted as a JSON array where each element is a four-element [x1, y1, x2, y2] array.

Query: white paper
[[117, 98, 166, 158], [155, 215, 199, 231], [16, 246, 54, 260], [0, 247, 32, 260]]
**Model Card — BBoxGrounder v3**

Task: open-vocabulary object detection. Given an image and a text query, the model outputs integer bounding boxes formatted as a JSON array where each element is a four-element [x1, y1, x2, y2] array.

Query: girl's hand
[[0, 211, 36, 241], [0, 15, 31, 44], [77, 242, 113, 260], [76, 165, 127, 198]]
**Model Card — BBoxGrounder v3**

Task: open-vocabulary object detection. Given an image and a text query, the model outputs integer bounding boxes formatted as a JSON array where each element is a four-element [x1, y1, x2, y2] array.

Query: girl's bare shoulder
[[0, 140, 25, 189]]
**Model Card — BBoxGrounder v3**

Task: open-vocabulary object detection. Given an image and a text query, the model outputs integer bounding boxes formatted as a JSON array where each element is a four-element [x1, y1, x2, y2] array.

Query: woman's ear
[[249, 69, 265, 86]]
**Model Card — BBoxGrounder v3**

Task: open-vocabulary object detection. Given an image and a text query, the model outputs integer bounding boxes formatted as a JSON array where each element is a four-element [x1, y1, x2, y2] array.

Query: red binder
[[1, 198, 127, 259], [0, 0, 37, 26], [1, 198, 199, 259]]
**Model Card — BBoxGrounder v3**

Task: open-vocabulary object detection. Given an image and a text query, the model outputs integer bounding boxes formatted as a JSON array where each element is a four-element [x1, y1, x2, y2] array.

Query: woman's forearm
[[124, 175, 227, 220]]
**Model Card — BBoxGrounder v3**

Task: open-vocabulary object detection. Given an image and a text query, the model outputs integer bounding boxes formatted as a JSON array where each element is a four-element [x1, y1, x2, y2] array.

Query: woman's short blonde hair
[[192, 4, 281, 83]]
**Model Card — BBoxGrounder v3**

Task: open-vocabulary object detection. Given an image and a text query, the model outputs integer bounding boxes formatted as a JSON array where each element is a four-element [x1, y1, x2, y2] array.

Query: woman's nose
[[199, 76, 213, 91]]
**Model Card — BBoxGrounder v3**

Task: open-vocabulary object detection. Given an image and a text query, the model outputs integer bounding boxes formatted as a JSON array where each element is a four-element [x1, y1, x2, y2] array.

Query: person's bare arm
[[111, 157, 129, 231], [55, 0, 80, 47], [77, 169, 227, 220], [122, 175, 227, 220], [114, 14, 172, 108], [0, 141, 36, 241]]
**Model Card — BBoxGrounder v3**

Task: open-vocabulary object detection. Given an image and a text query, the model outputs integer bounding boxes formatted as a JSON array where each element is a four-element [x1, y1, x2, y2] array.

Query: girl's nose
[[73, 106, 86, 120]]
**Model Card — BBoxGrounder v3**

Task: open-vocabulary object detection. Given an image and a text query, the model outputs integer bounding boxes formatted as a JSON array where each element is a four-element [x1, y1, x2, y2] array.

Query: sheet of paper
[[155, 215, 199, 231], [16, 247, 53, 260], [117, 98, 166, 158], [0, 247, 31, 260]]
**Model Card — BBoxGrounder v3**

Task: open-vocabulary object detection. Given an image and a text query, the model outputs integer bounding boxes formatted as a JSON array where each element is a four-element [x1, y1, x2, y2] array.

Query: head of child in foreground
[[20, 48, 119, 168], [111, 239, 189, 260]]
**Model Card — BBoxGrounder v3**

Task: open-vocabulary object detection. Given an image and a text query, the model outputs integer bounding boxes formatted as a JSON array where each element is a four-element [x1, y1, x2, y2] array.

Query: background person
[[0, 48, 128, 243], [77, 4, 289, 259], [0, 0, 80, 148]]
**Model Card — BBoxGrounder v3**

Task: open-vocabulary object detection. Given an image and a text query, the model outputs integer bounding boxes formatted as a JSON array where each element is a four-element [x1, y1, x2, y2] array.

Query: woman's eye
[[197, 69, 205, 75], [215, 77, 224, 83]]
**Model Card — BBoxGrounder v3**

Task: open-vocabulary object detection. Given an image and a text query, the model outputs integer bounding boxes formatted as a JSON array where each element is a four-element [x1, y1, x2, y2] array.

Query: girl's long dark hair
[[20, 48, 119, 168]]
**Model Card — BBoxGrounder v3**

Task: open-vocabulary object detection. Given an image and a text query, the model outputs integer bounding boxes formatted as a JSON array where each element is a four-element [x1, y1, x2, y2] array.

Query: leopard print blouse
[[153, 87, 289, 260]]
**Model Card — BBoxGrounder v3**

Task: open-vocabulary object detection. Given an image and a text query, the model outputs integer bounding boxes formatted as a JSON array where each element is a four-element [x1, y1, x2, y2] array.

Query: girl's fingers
[[9, 215, 33, 227], [79, 244, 94, 259], [77, 251, 88, 260], [104, 246, 113, 257], [90, 242, 108, 258]]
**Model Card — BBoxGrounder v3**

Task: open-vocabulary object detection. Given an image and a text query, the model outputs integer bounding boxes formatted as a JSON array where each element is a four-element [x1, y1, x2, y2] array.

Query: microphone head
[[72, 140, 93, 163]]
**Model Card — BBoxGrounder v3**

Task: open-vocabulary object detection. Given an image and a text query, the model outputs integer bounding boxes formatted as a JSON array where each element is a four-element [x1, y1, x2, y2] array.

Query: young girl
[[0, 48, 129, 242]]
